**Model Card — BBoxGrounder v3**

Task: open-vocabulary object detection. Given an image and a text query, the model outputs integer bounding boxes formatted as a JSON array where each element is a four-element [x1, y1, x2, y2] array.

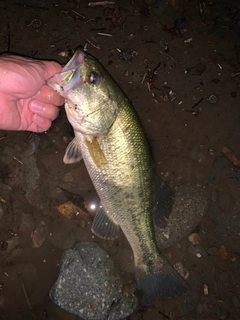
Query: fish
[[47, 48, 189, 304]]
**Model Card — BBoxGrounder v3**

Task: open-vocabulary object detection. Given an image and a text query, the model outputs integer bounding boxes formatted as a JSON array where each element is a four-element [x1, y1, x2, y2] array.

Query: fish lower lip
[[47, 48, 85, 93]]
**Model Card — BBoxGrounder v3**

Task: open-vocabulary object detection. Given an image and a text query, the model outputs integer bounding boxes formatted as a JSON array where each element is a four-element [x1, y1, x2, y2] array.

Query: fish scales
[[47, 48, 189, 304], [75, 97, 156, 259]]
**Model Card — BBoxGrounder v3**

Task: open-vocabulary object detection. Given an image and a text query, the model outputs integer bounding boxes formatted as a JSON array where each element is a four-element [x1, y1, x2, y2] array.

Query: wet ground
[[0, 0, 240, 319]]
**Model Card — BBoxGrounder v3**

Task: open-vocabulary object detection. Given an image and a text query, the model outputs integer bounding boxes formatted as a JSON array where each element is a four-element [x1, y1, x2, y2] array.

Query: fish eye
[[88, 71, 99, 84]]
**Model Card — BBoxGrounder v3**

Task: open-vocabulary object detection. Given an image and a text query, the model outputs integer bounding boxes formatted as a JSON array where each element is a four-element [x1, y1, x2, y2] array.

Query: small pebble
[[32, 221, 48, 248], [208, 94, 217, 103], [1, 237, 19, 255], [174, 261, 189, 279], [188, 233, 201, 245], [203, 284, 209, 295], [209, 149, 215, 156]]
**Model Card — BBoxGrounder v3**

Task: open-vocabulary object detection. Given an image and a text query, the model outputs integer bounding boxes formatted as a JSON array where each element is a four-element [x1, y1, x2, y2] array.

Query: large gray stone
[[155, 182, 209, 249], [49, 242, 137, 320]]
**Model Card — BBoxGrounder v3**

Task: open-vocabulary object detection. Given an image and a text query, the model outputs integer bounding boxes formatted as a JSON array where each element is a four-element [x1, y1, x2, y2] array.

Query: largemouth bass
[[47, 48, 189, 304]]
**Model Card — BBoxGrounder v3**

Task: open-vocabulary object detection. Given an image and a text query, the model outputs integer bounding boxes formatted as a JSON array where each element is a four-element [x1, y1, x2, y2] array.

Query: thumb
[[39, 60, 63, 81]]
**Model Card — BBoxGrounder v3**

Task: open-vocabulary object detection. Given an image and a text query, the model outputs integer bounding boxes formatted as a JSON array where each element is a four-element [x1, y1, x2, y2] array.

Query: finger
[[30, 100, 60, 121], [32, 113, 52, 132], [33, 85, 65, 106]]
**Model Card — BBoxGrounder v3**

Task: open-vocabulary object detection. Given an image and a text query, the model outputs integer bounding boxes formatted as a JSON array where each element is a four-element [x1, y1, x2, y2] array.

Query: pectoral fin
[[63, 138, 82, 164], [92, 205, 121, 240], [85, 136, 107, 169], [153, 175, 175, 226]]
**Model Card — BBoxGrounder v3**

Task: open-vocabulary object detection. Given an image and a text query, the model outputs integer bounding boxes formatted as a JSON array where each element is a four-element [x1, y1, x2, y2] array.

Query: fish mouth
[[47, 48, 85, 95], [62, 48, 85, 72]]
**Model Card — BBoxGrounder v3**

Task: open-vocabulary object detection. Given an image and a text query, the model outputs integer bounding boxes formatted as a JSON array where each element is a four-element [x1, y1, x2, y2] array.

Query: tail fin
[[134, 256, 189, 304]]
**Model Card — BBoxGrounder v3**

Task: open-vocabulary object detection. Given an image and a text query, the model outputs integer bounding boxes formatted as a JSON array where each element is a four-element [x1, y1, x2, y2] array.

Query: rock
[[203, 284, 209, 295], [20, 212, 35, 235], [6, 248, 23, 263], [31, 221, 48, 248], [49, 242, 137, 320], [0, 236, 20, 256], [48, 221, 76, 249], [155, 182, 209, 249], [174, 262, 189, 280], [188, 233, 201, 245]]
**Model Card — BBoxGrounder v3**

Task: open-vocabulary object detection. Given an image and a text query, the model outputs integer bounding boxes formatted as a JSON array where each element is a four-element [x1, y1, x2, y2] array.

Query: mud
[[0, 0, 240, 319]]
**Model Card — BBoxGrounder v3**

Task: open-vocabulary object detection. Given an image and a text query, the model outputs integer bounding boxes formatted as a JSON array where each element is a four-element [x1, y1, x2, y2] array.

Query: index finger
[[34, 85, 65, 106]]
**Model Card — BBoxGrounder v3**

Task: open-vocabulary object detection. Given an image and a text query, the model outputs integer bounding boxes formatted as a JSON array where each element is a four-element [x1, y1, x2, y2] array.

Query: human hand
[[0, 54, 65, 132]]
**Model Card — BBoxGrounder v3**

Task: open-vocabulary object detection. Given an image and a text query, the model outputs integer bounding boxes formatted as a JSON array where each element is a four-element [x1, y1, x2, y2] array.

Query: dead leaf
[[52, 201, 92, 222], [219, 245, 228, 260]]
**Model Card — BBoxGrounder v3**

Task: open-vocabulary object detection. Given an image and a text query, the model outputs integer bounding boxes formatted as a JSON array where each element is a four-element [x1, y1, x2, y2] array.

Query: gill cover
[[47, 48, 120, 136]]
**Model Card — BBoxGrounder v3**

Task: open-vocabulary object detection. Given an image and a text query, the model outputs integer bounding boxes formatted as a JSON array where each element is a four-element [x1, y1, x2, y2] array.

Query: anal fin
[[153, 175, 175, 226], [92, 205, 121, 240]]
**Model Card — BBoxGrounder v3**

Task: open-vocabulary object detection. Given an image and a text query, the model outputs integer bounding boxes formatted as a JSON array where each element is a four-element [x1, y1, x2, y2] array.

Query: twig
[[71, 9, 85, 20], [231, 72, 240, 78], [19, 277, 37, 320], [86, 39, 101, 50], [13, 157, 23, 165], [88, 1, 115, 6], [20, 277, 31, 310], [192, 97, 204, 108], [97, 32, 112, 37], [222, 146, 240, 169], [141, 72, 147, 84], [198, 0, 204, 21]]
